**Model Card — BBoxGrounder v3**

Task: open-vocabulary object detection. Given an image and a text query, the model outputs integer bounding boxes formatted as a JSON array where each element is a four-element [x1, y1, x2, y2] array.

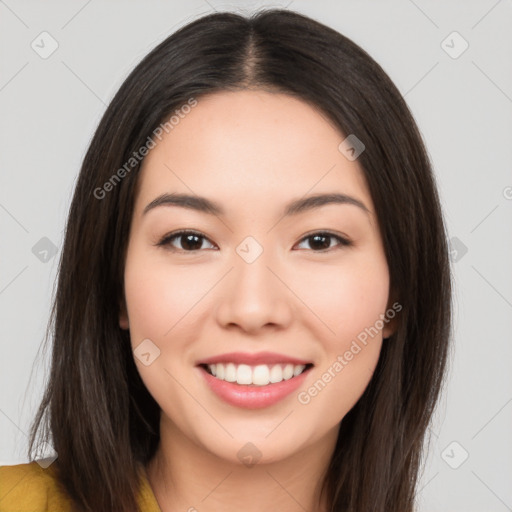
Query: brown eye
[[157, 230, 216, 252], [295, 232, 352, 252]]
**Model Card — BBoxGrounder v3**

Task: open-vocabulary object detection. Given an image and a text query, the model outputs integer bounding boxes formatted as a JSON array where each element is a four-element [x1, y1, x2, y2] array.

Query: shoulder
[[0, 461, 74, 512]]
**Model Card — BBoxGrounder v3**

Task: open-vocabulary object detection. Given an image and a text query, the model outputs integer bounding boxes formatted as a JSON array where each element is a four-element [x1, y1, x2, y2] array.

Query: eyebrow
[[142, 192, 370, 217]]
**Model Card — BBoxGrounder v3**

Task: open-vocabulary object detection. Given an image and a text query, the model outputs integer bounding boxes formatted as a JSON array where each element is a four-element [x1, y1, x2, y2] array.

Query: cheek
[[122, 249, 201, 414], [294, 251, 390, 345], [123, 248, 210, 341], [292, 252, 389, 422]]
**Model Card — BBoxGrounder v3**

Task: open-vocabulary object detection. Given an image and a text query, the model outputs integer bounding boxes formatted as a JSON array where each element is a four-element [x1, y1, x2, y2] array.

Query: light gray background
[[1, 1, 511, 511]]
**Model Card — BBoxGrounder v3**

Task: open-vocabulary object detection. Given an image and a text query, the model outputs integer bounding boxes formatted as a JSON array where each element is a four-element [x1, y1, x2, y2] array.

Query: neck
[[146, 416, 338, 512]]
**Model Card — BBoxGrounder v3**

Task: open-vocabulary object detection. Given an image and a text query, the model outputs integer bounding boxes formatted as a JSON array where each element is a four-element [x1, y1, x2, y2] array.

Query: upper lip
[[196, 352, 313, 366]]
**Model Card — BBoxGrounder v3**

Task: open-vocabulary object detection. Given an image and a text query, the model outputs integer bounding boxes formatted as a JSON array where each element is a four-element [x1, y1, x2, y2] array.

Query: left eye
[[157, 230, 351, 252], [295, 232, 352, 251]]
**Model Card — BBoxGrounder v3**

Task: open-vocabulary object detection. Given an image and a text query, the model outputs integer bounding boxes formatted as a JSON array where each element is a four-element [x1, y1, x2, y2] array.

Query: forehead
[[134, 89, 373, 217]]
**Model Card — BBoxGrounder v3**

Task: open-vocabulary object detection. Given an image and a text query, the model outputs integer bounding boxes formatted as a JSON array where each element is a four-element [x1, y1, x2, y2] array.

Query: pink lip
[[198, 365, 312, 409], [196, 351, 312, 366]]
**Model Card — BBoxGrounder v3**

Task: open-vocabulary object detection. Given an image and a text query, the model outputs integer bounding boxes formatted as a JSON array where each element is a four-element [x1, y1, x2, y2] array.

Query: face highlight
[[119, 90, 396, 465]]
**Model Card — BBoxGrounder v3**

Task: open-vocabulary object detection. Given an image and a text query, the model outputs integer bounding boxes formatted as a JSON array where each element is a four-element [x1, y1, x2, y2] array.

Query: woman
[[0, 8, 452, 512]]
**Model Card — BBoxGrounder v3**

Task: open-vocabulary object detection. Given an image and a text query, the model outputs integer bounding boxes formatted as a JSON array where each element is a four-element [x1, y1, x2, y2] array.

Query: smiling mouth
[[199, 362, 314, 386]]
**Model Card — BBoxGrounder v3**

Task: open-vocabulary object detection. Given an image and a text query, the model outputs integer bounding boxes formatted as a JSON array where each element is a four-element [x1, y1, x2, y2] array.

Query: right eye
[[156, 230, 217, 252]]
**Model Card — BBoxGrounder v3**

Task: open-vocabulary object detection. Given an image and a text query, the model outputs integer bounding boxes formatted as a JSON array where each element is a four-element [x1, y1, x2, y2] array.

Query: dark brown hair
[[27, 8, 452, 512]]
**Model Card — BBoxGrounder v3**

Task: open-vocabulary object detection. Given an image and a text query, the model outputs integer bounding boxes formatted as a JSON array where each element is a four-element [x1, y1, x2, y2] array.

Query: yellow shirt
[[0, 461, 161, 511]]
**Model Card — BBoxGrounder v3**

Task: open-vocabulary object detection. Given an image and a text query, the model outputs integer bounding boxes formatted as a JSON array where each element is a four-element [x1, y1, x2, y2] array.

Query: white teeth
[[283, 364, 294, 380], [293, 364, 305, 377], [225, 363, 237, 382], [206, 362, 307, 385], [252, 365, 270, 386], [236, 364, 252, 385], [269, 365, 283, 383]]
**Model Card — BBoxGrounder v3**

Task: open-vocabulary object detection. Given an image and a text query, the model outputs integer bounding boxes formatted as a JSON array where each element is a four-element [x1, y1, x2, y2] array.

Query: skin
[[119, 90, 397, 512]]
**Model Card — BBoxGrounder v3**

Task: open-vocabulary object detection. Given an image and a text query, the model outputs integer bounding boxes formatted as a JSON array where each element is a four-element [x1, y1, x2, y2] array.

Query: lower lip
[[198, 366, 312, 409]]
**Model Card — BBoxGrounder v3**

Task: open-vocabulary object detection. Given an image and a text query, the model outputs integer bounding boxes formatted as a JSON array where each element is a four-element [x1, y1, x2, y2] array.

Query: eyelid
[[299, 229, 351, 244], [156, 229, 217, 250]]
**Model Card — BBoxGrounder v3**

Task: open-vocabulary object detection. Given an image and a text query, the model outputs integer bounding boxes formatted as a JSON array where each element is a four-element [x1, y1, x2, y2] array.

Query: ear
[[119, 296, 129, 330], [382, 294, 401, 340]]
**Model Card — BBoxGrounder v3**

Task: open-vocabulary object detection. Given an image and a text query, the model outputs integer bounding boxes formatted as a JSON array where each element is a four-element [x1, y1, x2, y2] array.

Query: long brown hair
[[27, 8, 452, 511]]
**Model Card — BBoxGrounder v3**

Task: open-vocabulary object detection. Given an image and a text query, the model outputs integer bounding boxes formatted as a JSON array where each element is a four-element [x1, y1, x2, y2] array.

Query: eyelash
[[156, 229, 352, 253]]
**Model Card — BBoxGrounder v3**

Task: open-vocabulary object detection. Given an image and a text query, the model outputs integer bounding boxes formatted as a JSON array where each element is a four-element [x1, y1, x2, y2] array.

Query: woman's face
[[120, 90, 396, 464]]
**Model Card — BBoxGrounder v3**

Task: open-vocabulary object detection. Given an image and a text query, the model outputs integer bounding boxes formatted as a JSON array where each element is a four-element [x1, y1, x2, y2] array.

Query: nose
[[215, 242, 293, 334]]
